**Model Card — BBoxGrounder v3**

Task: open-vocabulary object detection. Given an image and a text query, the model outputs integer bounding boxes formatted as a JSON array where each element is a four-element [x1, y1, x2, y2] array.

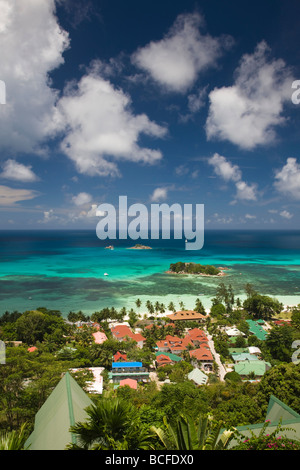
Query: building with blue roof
[[110, 361, 149, 383], [112, 361, 142, 368]]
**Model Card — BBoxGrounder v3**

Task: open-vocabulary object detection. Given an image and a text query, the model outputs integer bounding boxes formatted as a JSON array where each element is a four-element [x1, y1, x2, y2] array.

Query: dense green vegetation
[[169, 262, 221, 276], [0, 282, 300, 449]]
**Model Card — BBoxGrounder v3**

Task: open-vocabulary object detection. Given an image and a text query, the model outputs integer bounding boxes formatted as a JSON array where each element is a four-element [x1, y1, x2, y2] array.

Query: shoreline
[[127, 245, 152, 250], [119, 300, 298, 323], [165, 266, 229, 277], [0, 293, 299, 318], [165, 270, 227, 277]]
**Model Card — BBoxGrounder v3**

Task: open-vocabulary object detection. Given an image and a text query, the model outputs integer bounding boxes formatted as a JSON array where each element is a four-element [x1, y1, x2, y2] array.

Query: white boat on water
[[104, 273, 109, 276]]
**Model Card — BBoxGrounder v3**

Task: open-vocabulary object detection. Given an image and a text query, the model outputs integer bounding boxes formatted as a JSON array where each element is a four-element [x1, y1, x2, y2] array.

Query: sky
[[1, 0, 300, 231]]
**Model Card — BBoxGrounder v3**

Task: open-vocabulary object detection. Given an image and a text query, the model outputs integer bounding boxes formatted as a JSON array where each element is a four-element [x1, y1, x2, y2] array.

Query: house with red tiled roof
[[169, 343, 185, 354], [28, 346, 38, 353], [145, 322, 175, 330], [113, 351, 127, 362], [119, 378, 138, 390], [165, 334, 182, 345], [145, 323, 161, 330], [156, 339, 170, 352], [273, 320, 291, 326], [92, 331, 108, 344], [185, 328, 209, 347], [111, 324, 146, 349], [156, 335, 185, 353], [155, 354, 173, 367], [155, 351, 182, 367], [167, 310, 206, 323], [156, 329, 208, 355], [189, 345, 214, 371]]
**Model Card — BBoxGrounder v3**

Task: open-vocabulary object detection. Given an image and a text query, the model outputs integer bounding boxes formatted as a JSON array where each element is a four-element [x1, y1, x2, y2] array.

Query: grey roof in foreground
[[188, 367, 208, 385], [219, 395, 300, 449], [25, 372, 93, 450]]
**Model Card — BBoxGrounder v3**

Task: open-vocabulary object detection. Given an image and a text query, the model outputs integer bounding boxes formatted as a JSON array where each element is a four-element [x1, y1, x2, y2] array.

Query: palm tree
[[195, 298, 206, 315], [68, 398, 155, 450], [98, 350, 113, 369], [154, 301, 160, 315], [146, 300, 155, 316], [159, 303, 165, 314], [0, 424, 29, 450], [75, 326, 93, 347], [149, 304, 155, 315], [119, 307, 127, 321], [151, 414, 234, 450], [135, 298, 142, 313]]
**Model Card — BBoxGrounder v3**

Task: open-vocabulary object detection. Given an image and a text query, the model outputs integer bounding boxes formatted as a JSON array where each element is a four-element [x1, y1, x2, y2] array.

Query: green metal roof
[[155, 351, 182, 362], [228, 348, 248, 355], [266, 395, 300, 422], [25, 372, 93, 450], [246, 319, 268, 340], [234, 360, 271, 376], [231, 353, 258, 362]]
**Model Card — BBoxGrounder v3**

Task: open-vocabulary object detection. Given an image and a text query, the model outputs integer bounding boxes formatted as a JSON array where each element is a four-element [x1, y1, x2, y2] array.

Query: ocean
[[0, 229, 299, 316]]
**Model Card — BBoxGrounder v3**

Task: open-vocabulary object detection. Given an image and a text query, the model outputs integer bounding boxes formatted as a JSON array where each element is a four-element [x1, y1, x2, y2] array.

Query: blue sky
[[0, 0, 300, 230]]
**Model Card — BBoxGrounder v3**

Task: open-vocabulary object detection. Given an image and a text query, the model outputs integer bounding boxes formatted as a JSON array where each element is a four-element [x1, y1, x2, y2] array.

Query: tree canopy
[[243, 294, 283, 320]]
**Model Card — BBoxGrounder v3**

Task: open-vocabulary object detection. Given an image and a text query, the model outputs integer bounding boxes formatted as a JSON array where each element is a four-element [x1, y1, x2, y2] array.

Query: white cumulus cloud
[[208, 153, 258, 201], [72, 192, 93, 206], [206, 41, 294, 149], [0, 0, 69, 155], [0, 159, 39, 182], [132, 12, 232, 93], [235, 180, 258, 201], [274, 158, 300, 200], [57, 69, 167, 177], [280, 210, 293, 219], [208, 153, 241, 182], [150, 187, 168, 202]]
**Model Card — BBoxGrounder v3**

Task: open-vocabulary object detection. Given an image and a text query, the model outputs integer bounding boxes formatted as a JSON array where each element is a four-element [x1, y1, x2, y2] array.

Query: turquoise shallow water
[[0, 230, 299, 316]]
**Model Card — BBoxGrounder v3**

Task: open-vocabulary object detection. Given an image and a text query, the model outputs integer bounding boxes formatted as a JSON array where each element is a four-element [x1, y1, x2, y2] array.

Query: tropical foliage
[[151, 414, 234, 450], [232, 420, 300, 450], [1, 282, 300, 450], [0, 424, 29, 450], [169, 262, 220, 276], [67, 398, 156, 450]]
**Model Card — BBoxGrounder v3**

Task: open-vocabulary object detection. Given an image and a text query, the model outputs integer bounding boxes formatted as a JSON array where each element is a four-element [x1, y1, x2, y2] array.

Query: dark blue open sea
[[0, 229, 299, 316]]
